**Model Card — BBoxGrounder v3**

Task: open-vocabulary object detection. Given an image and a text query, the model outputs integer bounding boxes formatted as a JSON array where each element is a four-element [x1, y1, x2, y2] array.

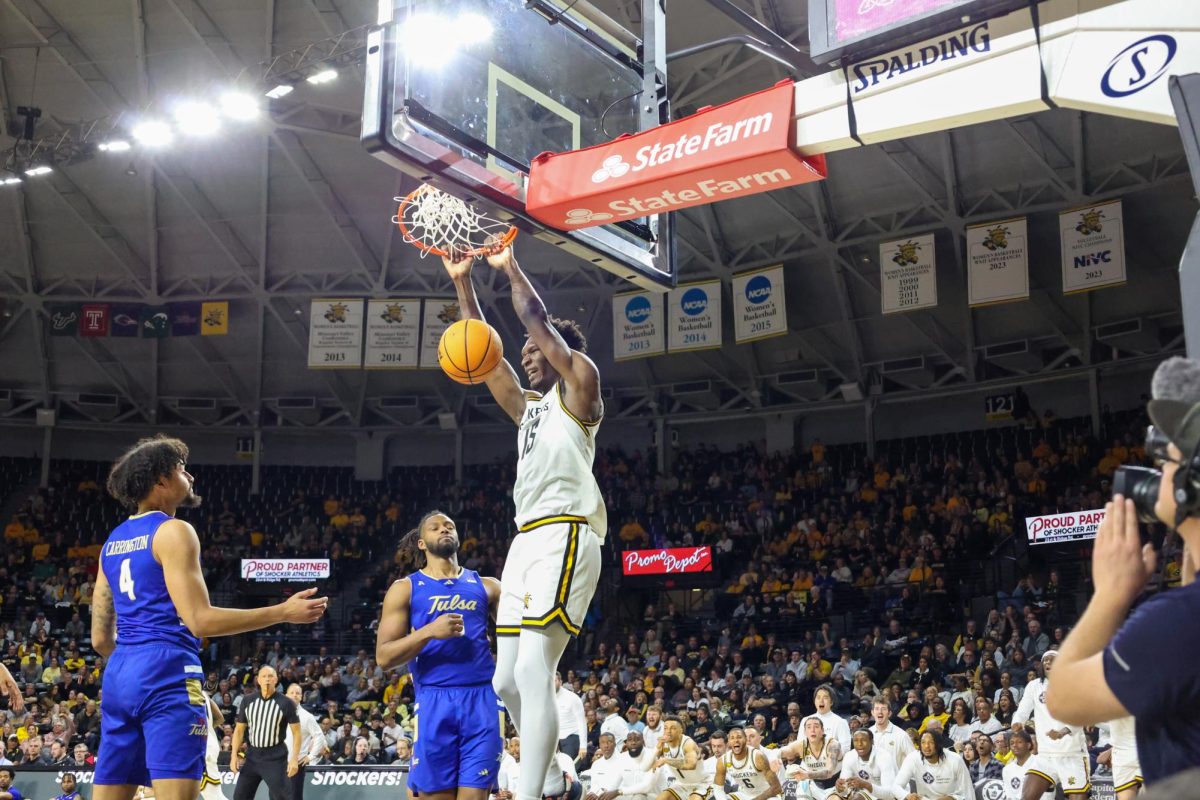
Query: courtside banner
[[1025, 508, 1106, 545], [880, 234, 938, 314], [1060, 200, 1126, 294], [668, 281, 722, 352], [526, 81, 826, 230], [419, 299, 460, 369], [623, 547, 713, 576], [732, 266, 788, 343], [613, 291, 665, 360], [967, 217, 1029, 306], [365, 299, 421, 369], [241, 559, 331, 582], [7, 767, 409, 800], [308, 298, 363, 369]]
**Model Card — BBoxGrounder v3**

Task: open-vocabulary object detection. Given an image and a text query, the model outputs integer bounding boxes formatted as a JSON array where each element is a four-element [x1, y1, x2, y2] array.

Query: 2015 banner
[[880, 233, 937, 313], [667, 281, 722, 352], [1060, 199, 1126, 294], [1025, 508, 1106, 545], [308, 298, 364, 369], [419, 299, 461, 369], [365, 299, 421, 369], [613, 291, 665, 360], [967, 217, 1029, 306], [731, 265, 787, 343]]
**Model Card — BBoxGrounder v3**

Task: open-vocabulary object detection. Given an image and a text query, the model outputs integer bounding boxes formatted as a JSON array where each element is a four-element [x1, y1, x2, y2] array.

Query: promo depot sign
[[526, 81, 826, 229], [241, 559, 331, 582], [1025, 509, 1105, 545], [622, 547, 713, 576]]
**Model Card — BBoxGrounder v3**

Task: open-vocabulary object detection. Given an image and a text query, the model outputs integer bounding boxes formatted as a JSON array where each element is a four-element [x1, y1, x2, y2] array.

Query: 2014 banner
[[880, 233, 938, 314], [365, 299, 421, 369], [613, 291, 665, 360], [1025, 508, 1106, 545], [308, 298, 364, 369], [967, 217, 1029, 306], [1060, 200, 1126, 294], [731, 265, 787, 343], [667, 281, 722, 352], [419, 299, 461, 369]]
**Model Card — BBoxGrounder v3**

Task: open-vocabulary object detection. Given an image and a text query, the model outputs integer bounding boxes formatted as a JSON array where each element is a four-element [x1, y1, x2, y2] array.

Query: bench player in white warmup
[[715, 727, 781, 800], [443, 244, 606, 800], [1012, 651, 1090, 799], [837, 729, 898, 800]]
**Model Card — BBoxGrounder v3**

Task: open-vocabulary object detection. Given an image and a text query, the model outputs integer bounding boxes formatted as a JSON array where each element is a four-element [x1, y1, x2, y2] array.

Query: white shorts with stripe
[[496, 516, 601, 637], [1025, 754, 1091, 795], [1112, 762, 1143, 794]]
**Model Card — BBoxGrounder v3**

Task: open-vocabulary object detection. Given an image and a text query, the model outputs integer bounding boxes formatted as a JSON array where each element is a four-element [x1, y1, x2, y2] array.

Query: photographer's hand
[[1092, 496, 1156, 606]]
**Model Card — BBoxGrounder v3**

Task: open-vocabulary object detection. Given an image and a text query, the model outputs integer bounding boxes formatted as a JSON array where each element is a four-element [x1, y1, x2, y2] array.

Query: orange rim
[[395, 186, 518, 259]]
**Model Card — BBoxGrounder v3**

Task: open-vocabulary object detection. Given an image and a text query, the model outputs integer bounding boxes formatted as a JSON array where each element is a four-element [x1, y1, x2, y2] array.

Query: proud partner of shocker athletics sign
[[240, 559, 331, 582], [1024, 509, 1106, 545], [622, 546, 713, 576]]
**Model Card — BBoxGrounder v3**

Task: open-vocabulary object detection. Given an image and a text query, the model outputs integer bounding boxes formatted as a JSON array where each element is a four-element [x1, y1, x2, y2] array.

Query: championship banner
[[419, 299, 461, 369], [613, 291, 665, 360], [308, 298, 363, 369], [1060, 200, 1126, 294], [880, 233, 938, 314], [79, 304, 110, 337], [201, 301, 229, 335], [365, 299, 421, 369], [967, 217, 1029, 306], [1026, 508, 1106, 545], [732, 265, 787, 343], [622, 547, 713, 576], [667, 281, 722, 352], [241, 559, 331, 582]]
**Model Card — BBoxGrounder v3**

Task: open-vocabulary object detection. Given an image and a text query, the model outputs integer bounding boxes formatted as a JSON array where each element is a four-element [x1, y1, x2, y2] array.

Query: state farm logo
[[565, 208, 613, 225], [592, 155, 631, 184]]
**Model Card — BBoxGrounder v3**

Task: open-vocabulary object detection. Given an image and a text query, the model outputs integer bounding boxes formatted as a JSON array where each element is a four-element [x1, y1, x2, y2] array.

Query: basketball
[[438, 319, 504, 385]]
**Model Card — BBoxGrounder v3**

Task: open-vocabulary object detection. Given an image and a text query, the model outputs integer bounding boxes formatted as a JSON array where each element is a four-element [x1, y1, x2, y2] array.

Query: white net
[[394, 185, 514, 258]]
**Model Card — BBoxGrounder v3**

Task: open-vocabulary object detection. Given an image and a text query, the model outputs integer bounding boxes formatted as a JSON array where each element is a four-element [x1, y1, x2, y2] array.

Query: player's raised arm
[[156, 518, 328, 637], [375, 578, 465, 670], [442, 253, 526, 422]]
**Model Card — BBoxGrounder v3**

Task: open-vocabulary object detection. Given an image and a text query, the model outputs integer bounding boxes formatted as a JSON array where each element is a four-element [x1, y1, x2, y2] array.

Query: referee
[[231, 666, 301, 800]]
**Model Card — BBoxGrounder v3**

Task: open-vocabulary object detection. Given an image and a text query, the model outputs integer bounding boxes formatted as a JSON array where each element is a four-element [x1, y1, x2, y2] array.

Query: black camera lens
[[1113, 465, 1162, 524]]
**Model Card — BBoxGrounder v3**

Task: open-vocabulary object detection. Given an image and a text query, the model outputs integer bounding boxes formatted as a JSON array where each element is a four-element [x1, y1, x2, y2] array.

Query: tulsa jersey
[[100, 511, 200, 652], [406, 568, 493, 688], [514, 383, 607, 537], [1012, 678, 1085, 755]]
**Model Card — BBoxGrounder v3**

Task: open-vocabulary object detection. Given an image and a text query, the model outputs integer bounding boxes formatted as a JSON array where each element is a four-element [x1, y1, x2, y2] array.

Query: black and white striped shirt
[[236, 691, 299, 749]]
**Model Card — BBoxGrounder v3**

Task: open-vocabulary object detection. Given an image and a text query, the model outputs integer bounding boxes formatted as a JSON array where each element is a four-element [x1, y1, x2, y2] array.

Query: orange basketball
[[438, 319, 504, 385]]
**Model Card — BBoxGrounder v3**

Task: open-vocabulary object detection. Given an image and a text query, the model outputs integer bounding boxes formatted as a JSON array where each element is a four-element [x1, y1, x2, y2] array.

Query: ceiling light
[[265, 84, 294, 99], [457, 12, 493, 44], [402, 15, 458, 68], [219, 91, 260, 121], [98, 140, 131, 152], [132, 120, 174, 147], [306, 69, 338, 85], [24, 165, 52, 177], [2, 176, 22, 186], [172, 101, 221, 136]]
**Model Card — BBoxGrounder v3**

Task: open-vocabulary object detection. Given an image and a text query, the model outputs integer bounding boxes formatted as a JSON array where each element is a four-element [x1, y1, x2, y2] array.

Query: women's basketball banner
[[365, 299, 421, 369], [1025, 508, 1106, 545], [667, 281, 722, 352], [622, 547, 713, 576], [308, 299, 363, 369], [732, 266, 787, 343], [880, 233, 938, 313], [1060, 200, 1126, 294], [967, 217, 1029, 306], [613, 291, 665, 360], [419, 299, 461, 369]]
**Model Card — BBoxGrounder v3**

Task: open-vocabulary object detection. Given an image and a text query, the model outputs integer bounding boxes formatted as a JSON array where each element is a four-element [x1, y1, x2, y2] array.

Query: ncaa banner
[[241, 559, 331, 582], [967, 217, 1029, 306], [419, 299, 461, 369], [880, 233, 938, 314], [732, 265, 787, 343], [667, 281, 722, 353], [365, 299, 421, 369], [613, 291, 665, 360], [1026, 508, 1107, 545], [308, 298, 364, 369], [1060, 200, 1126, 294]]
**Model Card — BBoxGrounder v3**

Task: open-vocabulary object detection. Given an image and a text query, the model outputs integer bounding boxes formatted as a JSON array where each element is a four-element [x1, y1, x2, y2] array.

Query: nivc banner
[[622, 547, 713, 576], [732, 266, 787, 343], [967, 217, 1029, 306], [419, 299, 461, 369], [241, 559, 331, 582], [1026, 508, 1106, 545], [667, 281, 722, 352], [880, 233, 937, 314], [613, 291, 665, 360], [1060, 200, 1126, 294], [308, 298, 363, 369], [365, 299, 421, 369]]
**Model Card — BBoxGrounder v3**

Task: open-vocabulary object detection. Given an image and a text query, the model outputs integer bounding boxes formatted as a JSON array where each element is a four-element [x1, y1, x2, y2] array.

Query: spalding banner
[[622, 547, 713, 576], [1025, 509, 1106, 545], [241, 559, 331, 582]]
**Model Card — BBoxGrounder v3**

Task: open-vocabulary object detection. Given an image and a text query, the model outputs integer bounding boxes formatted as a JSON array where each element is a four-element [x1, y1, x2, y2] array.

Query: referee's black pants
[[234, 744, 292, 800]]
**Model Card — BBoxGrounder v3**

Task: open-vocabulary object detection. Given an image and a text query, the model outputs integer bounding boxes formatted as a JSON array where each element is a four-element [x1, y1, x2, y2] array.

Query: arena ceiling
[[0, 0, 1192, 433]]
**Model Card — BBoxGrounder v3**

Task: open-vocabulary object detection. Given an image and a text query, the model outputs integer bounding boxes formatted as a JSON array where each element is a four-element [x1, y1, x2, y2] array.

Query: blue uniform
[[95, 511, 208, 786], [407, 568, 503, 792]]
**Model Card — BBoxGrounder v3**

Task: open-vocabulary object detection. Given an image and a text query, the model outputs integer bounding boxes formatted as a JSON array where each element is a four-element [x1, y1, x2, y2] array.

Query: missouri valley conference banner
[[419, 298, 461, 369], [967, 217, 1029, 306], [613, 290, 665, 359], [1060, 199, 1126, 294], [308, 298, 363, 369], [364, 299, 421, 369], [880, 233, 937, 313], [667, 281, 722, 352], [731, 266, 787, 343]]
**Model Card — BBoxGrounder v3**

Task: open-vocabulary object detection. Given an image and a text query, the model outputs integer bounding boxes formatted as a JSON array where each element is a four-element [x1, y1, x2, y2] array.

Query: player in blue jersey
[[376, 510, 503, 800], [92, 435, 329, 800]]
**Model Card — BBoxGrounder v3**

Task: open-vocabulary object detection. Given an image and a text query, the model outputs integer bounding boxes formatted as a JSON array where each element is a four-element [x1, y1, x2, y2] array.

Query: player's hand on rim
[[281, 587, 329, 624], [441, 248, 474, 279], [483, 235, 515, 271]]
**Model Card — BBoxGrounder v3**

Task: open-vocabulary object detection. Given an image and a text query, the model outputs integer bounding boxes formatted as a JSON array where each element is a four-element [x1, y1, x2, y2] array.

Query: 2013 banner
[[613, 291, 665, 360], [308, 298, 364, 369], [880, 233, 938, 314]]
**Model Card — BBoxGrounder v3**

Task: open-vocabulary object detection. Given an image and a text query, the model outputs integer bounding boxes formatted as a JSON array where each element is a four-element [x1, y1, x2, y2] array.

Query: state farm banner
[[622, 546, 713, 576], [241, 559, 331, 582], [1060, 200, 1126, 294], [967, 217, 1029, 306], [365, 299, 421, 369], [1025, 508, 1106, 545], [732, 266, 787, 343], [667, 281, 722, 352], [880, 233, 938, 314], [308, 298, 363, 369], [419, 299, 461, 369], [527, 81, 826, 229], [613, 291, 665, 360]]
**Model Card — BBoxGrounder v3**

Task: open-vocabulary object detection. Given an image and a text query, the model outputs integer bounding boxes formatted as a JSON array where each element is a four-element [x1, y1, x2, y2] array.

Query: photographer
[[1047, 356, 1200, 785]]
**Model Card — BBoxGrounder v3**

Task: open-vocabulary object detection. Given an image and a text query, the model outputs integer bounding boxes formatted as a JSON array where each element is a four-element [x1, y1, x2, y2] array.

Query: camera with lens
[[1114, 425, 1200, 526]]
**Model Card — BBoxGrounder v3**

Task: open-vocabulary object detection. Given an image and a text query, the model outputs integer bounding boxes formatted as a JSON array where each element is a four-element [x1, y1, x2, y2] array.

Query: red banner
[[80, 304, 110, 337], [622, 546, 713, 576], [526, 81, 826, 230]]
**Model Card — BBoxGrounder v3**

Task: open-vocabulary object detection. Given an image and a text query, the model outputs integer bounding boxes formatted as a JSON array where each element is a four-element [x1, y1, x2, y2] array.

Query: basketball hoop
[[394, 184, 518, 259]]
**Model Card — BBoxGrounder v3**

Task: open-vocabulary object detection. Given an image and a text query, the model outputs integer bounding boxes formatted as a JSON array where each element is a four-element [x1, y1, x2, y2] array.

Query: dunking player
[[376, 511, 503, 800], [443, 244, 606, 800], [92, 435, 328, 800]]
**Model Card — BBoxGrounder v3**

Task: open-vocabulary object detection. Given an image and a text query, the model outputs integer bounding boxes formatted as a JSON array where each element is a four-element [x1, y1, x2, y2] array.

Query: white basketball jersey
[[840, 747, 892, 790], [725, 750, 773, 797], [201, 693, 224, 800], [664, 737, 708, 785], [514, 383, 607, 537], [1109, 715, 1139, 771], [1001, 757, 1054, 800], [1012, 678, 1085, 755], [798, 737, 840, 788]]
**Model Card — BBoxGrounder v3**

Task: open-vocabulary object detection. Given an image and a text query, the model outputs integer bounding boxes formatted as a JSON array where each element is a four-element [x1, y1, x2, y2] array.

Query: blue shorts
[[411, 684, 504, 793], [95, 644, 208, 786]]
